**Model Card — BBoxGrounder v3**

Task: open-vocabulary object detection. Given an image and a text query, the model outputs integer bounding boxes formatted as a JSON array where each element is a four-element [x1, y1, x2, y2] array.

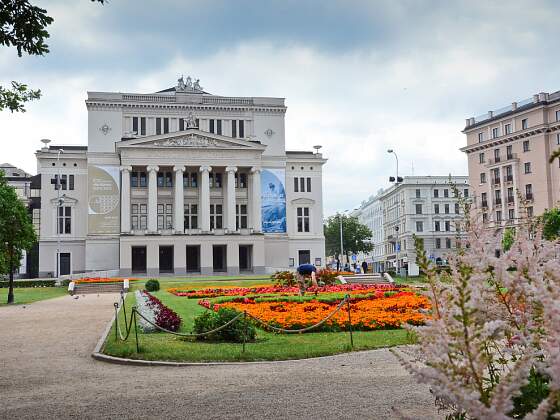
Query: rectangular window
[[495, 189, 501, 204], [61, 174, 67, 191], [496, 211, 502, 221], [455, 203, 460, 214], [184, 204, 198, 230], [507, 187, 514, 202], [556, 110, 560, 122], [415, 221, 423, 232], [294, 177, 298, 192], [443, 189, 449, 198], [232, 120, 237, 138], [236, 204, 248, 230], [524, 162, 531, 174], [209, 119, 215, 133], [525, 184, 532, 200], [523, 140, 530, 152], [131, 172, 138, 187], [191, 172, 197, 188], [297, 207, 310, 232], [210, 204, 223, 230], [478, 132, 484, 142], [435, 238, 441, 249], [139, 172, 147, 187], [69, 174, 74, 190], [156, 118, 161, 135], [444, 204, 449, 214], [307, 177, 311, 192], [505, 123, 512, 134], [445, 221, 450, 231], [434, 204, 439, 214], [435, 221, 440, 231], [479, 153, 485, 164], [527, 207, 534, 218], [300, 177, 305, 192], [433, 189, 439, 198], [163, 118, 169, 134], [482, 212, 488, 223], [179, 118, 184, 131], [57, 206, 71, 234], [522, 118, 528, 129], [464, 188, 469, 198], [508, 209, 514, 220], [492, 127, 499, 138], [481, 192, 488, 207], [415, 204, 422, 214], [140, 117, 146, 136], [480, 173, 486, 184], [157, 172, 164, 187], [557, 133, 560, 145], [494, 148, 500, 162], [132, 117, 138, 134], [239, 120, 244, 138], [506, 145, 513, 158], [216, 119, 222, 135], [446, 238, 451, 249], [235, 173, 247, 189], [415, 189, 421, 198]]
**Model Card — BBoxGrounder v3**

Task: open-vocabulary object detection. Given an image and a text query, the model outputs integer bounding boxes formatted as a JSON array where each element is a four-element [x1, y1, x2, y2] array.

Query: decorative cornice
[[154, 134, 221, 148], [120, 166, 132, 172], [199, 165, 212, 173], [147, 165, 159, 172], [225, 166, 237, 173], [173, 165, 185, 173]]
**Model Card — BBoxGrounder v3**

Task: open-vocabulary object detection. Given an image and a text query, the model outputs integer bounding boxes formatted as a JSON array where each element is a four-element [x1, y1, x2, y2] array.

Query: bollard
[[346, 295, 354, 349], [133, 308, 140, 353]]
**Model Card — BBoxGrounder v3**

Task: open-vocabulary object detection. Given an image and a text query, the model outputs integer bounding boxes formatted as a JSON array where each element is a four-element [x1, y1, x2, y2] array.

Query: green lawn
[[0, 287, 67, 306], [103, 278, 414, 362]]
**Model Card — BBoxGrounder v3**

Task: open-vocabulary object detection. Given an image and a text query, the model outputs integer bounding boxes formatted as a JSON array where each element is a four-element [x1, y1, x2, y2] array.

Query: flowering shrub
[[75, 277, 138, 284], [394, 203, 560, 419], [272, 270, 297, 286], [136, 290, 181, 332], [315, 268, 338, 285], [201, 292, 429, 332]]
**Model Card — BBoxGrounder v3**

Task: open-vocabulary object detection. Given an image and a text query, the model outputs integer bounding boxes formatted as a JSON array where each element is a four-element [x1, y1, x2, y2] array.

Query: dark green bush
[[193, 308, 256, 342], [145, 279, 160, 292], [0, 280, 56, 288]]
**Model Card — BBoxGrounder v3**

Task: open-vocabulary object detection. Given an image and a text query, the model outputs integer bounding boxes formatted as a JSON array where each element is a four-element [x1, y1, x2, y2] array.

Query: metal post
[[339, 213, 344, 264], [346, 295, 354, 349], [113, 303, 119, 341], [133, 308, 139, 353], [242, 310, 247, 353], [388, 149, 400, 276], [56, 149, 63, 279]]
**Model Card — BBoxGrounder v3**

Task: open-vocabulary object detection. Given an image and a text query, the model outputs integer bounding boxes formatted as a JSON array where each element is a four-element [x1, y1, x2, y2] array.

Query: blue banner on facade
[[261, 168, 286, 233]]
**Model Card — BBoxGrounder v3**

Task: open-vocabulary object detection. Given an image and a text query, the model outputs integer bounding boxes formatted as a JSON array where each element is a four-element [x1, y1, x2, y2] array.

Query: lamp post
[[387, 149, 401, 275], [338, 209, 349, 268], [55, 148, 64, 278]]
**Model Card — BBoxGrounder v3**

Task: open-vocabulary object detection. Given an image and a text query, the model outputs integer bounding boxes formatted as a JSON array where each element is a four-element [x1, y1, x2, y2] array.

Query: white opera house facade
[[37, 77, 326, 277]]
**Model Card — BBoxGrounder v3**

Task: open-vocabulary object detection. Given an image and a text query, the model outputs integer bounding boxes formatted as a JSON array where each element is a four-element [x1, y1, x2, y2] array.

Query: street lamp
[[337, 209, 349, 269], [55, 147, 64, 278], [387, 149, 401, 275]]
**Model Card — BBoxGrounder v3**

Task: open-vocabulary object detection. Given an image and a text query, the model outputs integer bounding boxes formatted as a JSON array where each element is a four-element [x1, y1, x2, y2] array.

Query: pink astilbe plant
[[394, 200, 560, 419]]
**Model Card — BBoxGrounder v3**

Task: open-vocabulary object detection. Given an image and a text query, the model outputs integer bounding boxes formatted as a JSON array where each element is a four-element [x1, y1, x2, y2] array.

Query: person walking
[[296, 263, 318, 295], [362, 261, 368, 274], [336, 258, 340, 272]]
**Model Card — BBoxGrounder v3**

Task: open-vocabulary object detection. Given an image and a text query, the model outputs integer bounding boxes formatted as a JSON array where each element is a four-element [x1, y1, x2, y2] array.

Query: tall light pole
[[337, 209, 349, 267], [55, 147, 64, 278], [387, 149, 401, 275]]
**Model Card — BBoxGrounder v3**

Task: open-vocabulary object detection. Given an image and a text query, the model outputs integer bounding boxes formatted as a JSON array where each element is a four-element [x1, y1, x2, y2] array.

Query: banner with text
[[88, 165, 120, 234], [261, 168, 286, 233]]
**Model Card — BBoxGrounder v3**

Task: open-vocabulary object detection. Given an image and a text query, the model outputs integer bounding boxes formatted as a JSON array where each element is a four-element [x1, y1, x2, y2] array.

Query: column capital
[[173, 165, 186, 173], [250, 166, 261, 174], [120, 165, 132, 172], [225, 166, 238, 173], [199, 165, 212, 173], [147, 165, 159, 173]]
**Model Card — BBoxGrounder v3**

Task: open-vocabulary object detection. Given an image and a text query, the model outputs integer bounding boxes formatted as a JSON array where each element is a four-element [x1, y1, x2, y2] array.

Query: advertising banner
[[261, 168, 287, 233], [88, 165, 120, 234]]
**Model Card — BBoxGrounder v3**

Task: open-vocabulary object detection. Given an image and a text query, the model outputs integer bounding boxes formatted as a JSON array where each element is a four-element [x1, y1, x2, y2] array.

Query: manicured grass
[[103, 279, 415, 362], [0, 287, 67, 306]]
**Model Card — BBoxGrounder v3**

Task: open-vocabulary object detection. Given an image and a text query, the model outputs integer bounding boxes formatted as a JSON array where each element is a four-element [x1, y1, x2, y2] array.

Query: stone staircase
[[71, 282, 125, 295], [338, 273, 394, 285]]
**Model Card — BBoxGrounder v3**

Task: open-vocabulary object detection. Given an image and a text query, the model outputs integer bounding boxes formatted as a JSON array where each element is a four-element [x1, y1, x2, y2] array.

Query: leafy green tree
[[541, 207, 560, 240], [0, 170, 37, 303], [0, 0, 104, 112], [324, 214, 373, 261], [502, 227, 516, 251]]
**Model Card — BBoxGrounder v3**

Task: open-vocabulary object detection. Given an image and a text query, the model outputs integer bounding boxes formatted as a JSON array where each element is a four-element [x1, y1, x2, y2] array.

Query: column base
[[146, 268, 159, 277], [227, 266, 240, 276], [174, 230, 185, 235], [200, 266, 213, 275]]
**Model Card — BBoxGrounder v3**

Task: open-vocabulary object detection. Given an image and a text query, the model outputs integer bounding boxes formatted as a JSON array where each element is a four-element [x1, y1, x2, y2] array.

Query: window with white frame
[[556, 110, 560, 122], [32, 208, 40, 233], [157, 203, 173, 230], [445, 220, 451, 231], [415, 221, 423, 232], [444, 203, 450, 214], [210, 204, 223, 229], [505, 123, 512, 134], [184, 203, 198, 229], [492, 127, 499, 138], [183, 172, 198, 188], [236, 204, 248, 229], [479, 152, 485, 163], [478, 132, 484, 142], [445, 238, 451, 248], [57, 206, 71, 234], [435, 220, 440, 231], [235, 173, 247, 189], [521, 118, 528, 130], [297, 207, 310, 232], [435, 238, 441, 249], [294, 177, 311, 192], [209, 172, 222, 188], [131, 203, 148, 230], [524, 162, 531, 174], [480, 172, 486, 184], [131, 171, 147, 188]]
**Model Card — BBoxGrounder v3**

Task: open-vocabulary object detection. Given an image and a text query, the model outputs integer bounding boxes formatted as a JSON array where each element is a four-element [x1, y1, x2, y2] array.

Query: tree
[[541, 207, 560, 240], [0, 0, 104, 112], [324, 214, 373, 261], [0, 170, 37, 303], [501, 226, 515, 251]]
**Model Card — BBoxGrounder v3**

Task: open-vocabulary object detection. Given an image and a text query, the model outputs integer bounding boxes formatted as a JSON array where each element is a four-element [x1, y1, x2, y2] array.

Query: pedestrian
[[362, 260, 368, 274], [296, 263, 318, 295], [336, 258, 340, 272]]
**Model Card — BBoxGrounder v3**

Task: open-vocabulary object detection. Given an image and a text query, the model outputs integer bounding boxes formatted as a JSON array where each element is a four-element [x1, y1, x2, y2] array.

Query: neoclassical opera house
[[36, 77, 326, 277]]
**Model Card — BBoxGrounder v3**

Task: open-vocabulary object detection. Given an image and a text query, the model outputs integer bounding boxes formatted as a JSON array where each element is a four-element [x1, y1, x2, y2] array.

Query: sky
[[1, 0, 559, 216]]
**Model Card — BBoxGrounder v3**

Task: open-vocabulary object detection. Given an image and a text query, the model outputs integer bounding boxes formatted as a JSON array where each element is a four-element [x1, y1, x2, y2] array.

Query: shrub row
[[0, 280, 57, 288], [193, 308, 256, 343]]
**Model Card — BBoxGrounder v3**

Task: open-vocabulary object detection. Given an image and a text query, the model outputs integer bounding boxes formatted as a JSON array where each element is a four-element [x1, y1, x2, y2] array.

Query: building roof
[[0, 163, 32, 179], [48, 145, 88, 151]]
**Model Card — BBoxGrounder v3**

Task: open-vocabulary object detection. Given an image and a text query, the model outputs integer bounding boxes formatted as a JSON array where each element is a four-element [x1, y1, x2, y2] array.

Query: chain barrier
[[112, 292, 355, 353]]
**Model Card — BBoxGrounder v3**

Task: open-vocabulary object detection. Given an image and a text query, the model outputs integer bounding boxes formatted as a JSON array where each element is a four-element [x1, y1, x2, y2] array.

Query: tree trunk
[[7, 247, 14, 304]]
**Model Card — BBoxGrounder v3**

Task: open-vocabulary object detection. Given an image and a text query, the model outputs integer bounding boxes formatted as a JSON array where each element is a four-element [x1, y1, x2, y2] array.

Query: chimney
[[538, 92, 549, 102], [465, 118, 471, 127], [511, 102, 517, 111], [533, 94, 539, 103], [488, 111, 494, 118]]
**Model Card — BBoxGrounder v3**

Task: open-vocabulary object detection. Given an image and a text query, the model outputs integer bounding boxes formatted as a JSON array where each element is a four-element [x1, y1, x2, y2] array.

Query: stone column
[[120, 166, 132, 233], [147, 165, 159, 233], [226, 166, 237, 231], [174, 165, 185, 234], [251, 167, 262, 232], [199, 166, 212, 232]]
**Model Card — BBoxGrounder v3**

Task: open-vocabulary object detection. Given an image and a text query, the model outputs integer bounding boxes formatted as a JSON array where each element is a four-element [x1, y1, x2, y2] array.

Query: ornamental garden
[[102, 271, 431, 362]]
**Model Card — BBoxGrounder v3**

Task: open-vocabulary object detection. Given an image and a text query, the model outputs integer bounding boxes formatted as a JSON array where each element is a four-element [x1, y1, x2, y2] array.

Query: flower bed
[[199, 292, 430, 332], [74, 277, 139, 284], [135, 290, 181, 332], [168, 283, 401, 298]]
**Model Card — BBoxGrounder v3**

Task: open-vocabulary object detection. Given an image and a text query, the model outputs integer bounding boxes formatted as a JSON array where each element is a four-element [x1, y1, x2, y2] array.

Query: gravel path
[[0, 294, 440, 419]]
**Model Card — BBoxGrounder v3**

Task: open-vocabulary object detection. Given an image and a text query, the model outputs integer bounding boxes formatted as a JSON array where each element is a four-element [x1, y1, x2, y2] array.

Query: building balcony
[[507, 196, 515, 204], [481, 200, 488, 208], [494, 198, 502, 205], [493, 178, 501, 185], [504, 175, 513, 183], [525, 193, 534, 201]]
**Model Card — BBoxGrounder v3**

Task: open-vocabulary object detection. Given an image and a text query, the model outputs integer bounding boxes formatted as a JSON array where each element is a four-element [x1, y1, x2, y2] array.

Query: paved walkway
[[0, 294, 440, 419]]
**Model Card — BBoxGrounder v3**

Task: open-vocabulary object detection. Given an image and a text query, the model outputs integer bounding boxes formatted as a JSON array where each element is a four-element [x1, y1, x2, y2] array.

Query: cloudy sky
[[1, 0, 559, 215]]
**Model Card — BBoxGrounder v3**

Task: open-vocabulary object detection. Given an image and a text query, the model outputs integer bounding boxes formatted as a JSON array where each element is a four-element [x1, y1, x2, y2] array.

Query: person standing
[[336, 258, 340, 272], [362, 261, 368, 274]]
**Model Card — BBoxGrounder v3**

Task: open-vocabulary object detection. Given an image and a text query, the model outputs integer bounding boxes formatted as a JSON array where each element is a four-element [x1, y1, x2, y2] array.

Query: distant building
[[461, 91, 560, 224], [352, 176, 470, 276]]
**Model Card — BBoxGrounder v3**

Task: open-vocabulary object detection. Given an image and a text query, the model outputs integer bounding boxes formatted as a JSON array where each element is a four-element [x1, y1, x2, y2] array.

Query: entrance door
[[212, 245, 227, 272], [131, 246, 147, 273], [59, 253, 71, 276], [239, 245, 253, 271], [298, 250, 311, 265], [186, 245, 200, 273], [159, 246, 174, 273]]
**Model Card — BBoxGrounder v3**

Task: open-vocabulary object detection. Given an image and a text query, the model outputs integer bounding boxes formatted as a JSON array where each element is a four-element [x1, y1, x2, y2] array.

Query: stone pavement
[[0, 294, 440, 419]]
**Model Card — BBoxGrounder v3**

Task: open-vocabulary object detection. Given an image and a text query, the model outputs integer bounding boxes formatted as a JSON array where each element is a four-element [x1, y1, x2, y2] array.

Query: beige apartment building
[[461, 91, 560, 224]]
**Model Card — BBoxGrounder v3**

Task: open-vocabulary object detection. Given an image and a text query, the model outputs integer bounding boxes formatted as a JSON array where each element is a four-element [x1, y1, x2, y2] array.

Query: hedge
[[0, 280, 57, 288]]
